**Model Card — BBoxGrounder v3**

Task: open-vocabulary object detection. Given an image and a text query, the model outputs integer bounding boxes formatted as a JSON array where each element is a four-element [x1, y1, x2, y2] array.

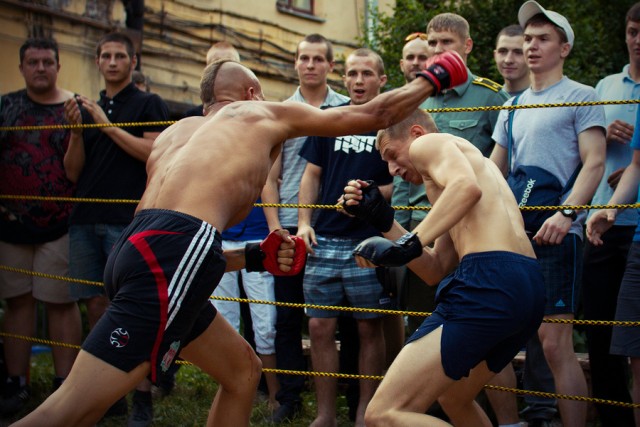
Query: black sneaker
[[269, 403, 302, 424], [528, 419, 553, 427], [128, 397, 153, 427], [0, 383, 30, 415]]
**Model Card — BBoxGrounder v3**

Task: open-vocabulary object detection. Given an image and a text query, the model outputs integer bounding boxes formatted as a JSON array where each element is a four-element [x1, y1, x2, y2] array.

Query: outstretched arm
[[276, 52, 468, 141]]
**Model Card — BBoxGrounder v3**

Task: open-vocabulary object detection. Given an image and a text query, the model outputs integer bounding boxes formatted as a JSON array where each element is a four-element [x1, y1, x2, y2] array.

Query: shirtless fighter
[[13, 53, 467, 427], [343, 109, 545, 426]]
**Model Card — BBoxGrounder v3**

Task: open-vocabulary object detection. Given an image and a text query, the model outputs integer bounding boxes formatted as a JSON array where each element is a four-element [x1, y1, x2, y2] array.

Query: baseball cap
[[518, 0, 574, 49]]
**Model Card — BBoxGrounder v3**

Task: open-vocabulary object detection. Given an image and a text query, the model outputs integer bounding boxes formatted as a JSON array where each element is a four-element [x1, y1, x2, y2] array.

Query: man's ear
[[247, 86, 255, 100], [130, 53, 138, 71], [409, 124, 426, 139], [464, 37, 473, 56], [379, 74, 388, 89]]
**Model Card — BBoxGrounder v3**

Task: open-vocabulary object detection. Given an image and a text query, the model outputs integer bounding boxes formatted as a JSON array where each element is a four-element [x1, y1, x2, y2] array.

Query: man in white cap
[[489, 2, 606, 426]]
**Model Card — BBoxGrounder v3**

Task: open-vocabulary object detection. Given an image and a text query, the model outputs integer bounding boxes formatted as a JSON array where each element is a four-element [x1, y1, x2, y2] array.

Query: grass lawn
[[0, 350, 357, 426]]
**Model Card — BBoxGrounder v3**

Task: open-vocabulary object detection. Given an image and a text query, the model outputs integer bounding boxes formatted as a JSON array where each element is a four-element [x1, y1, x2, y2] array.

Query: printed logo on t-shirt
[[334, 135, 376, 154], [555, 299, 566, 308], [110, 328, 130, 348]]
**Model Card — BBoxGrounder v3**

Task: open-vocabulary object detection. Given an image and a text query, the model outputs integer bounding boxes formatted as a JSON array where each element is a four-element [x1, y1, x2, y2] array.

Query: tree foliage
[[362, 0, 631, 90]]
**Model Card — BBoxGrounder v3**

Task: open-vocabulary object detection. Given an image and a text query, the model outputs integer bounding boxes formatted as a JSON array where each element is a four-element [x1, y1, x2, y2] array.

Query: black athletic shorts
[[82, 209, 225, 383]]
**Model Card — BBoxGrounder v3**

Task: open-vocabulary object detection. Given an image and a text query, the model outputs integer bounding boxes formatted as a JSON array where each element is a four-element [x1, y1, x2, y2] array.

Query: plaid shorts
[[532, 232, 583, 315], [303, 235, 388, 319]]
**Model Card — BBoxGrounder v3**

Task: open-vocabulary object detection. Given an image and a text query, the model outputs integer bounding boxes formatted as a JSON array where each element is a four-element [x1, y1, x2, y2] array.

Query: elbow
[[459, 179, 483, 206], [63, 164, 80, 184]]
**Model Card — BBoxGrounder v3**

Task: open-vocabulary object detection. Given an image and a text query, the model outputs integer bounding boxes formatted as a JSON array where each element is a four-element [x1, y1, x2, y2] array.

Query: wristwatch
[[560, 208, 577, 220]]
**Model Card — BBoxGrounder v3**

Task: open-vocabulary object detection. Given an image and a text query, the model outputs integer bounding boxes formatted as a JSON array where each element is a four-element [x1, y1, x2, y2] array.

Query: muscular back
[[138, 102, 288, 231], [415, 134, 535, 259]]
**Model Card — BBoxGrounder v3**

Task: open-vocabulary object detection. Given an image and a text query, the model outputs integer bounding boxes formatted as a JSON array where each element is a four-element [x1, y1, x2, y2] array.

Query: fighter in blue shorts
[[15, 52, 466, 426], [343, 109, 545, 426]]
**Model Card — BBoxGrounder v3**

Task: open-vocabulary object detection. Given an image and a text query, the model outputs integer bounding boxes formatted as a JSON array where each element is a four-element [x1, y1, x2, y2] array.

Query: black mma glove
[[343, 180, 394, 233], [353, 232, 423, 267]]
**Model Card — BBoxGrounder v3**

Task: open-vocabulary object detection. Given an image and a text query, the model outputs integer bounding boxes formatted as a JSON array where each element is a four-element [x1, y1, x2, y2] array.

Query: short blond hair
[[427, 13, 470, 40], [376, 109, 438, 149]]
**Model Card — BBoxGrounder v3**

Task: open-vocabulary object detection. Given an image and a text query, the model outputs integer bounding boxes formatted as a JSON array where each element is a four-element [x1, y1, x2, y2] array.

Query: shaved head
[[206, 41, 241, 65], [200, 60, 262, 111]]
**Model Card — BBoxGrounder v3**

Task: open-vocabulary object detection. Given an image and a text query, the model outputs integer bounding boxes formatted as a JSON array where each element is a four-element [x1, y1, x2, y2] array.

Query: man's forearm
[[223, 247, 246, 272], [102, 127, 155, 162], [63, 132, 86, 183]]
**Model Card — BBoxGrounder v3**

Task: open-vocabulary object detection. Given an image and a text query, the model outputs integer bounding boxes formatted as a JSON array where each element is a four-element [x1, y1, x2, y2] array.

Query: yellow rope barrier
[[2, 265, 640, 328], [0, 99, 638, 132], [1, 329, 636, 409], [1, 194, 639, 212]]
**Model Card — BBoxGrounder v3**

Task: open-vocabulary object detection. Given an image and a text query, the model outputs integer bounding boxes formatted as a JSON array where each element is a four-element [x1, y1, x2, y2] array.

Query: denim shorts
[[69, 223, 127, 299]]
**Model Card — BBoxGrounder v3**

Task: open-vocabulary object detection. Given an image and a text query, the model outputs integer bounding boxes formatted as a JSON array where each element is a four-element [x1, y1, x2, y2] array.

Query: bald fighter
[[342, 109, 545, 426], [13, 54, 467, 427]]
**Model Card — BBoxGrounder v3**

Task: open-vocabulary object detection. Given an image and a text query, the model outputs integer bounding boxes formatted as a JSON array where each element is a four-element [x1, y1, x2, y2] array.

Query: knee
[[246, 351, 263, 386], [308, 318, 333, 341], [364, 401, 395, 427]]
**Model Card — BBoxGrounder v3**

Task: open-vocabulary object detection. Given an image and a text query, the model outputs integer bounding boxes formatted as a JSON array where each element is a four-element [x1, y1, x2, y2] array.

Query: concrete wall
[[0, 0, 395, 116]]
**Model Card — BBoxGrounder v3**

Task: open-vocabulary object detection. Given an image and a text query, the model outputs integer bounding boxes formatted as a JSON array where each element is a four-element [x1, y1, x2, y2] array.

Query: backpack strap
[[561, 164, 582, 196], [506, 94, 520, 175]]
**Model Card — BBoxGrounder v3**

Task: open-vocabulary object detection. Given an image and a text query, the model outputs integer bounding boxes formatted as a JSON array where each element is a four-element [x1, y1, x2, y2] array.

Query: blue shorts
[[69, 223, 127, 299], [82, 209, 225, 383], [611, 241, 640, 357], [406, 251, 545, 380], [303, 235, 389, 319], [532, 233, 583, 315]]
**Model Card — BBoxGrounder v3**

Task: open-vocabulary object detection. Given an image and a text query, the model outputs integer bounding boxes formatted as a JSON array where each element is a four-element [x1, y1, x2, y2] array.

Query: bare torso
[[138, 102, 286, 232], [420, 134, 535, 259]]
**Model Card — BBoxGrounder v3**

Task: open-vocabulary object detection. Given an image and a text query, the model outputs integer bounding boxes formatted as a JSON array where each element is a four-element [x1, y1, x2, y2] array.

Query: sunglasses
[[405, 32, 428, 41]]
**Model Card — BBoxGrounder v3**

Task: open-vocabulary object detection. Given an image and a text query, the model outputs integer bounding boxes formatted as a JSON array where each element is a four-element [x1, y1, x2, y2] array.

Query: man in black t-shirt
[[63, 32, 169, 424], [297, 48, 393, 427]]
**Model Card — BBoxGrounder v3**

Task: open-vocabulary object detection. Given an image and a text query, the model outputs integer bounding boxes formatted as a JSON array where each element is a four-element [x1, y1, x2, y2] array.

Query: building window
[[277, 0, 314, 15]]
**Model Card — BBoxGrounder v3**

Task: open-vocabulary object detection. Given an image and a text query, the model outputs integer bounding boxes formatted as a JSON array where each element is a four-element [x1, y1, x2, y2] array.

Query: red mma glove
[[245, 230, 306, 276], [417, 51, 468, 95]]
